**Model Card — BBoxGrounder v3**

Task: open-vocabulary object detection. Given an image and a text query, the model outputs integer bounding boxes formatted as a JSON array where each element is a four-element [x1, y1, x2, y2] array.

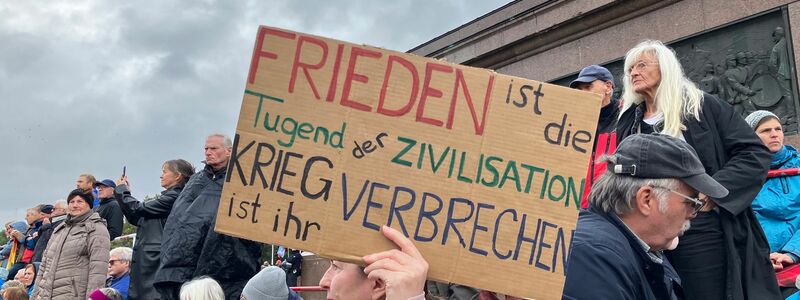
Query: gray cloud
[[0, 0, 508, 223]]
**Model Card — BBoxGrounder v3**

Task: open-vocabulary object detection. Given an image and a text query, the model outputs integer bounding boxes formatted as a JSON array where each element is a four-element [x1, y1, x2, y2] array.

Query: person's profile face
[[319, 260, 374, 300]]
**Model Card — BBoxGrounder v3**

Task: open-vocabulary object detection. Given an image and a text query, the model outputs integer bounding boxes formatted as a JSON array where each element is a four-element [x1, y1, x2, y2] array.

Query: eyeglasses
[[650, 185, 705, 215], [109, 260, 127, 265], [628, 61, 659, 73]]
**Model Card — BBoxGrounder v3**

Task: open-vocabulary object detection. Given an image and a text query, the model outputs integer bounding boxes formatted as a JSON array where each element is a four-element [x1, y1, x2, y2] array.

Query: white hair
[[180, 277, 225, 300], [53, 199, 67, 209], [110, 247, 133, 262], [207, 133, 232, 149], [620, 40, 704, 137]]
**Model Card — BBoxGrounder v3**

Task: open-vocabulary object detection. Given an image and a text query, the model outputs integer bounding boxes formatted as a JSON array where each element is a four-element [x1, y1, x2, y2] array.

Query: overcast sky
[[0, 0, 510, 223]]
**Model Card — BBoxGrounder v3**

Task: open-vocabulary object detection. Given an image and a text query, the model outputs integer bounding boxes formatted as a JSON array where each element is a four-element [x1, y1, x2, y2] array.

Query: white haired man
[[107, 247, 132, 300], [155, 134, 262, 300]]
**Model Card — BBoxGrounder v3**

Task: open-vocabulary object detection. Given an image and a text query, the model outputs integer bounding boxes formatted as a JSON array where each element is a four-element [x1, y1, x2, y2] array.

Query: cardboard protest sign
[[215, 25, 601, 299]]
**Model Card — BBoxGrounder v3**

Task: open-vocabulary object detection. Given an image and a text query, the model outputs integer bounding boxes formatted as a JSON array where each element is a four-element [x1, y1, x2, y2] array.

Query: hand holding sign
[[363, 225, 428, 300]]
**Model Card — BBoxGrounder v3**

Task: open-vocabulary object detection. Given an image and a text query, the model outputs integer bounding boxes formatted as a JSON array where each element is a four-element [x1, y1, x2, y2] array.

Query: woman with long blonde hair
[[616, 40, 779, 300]]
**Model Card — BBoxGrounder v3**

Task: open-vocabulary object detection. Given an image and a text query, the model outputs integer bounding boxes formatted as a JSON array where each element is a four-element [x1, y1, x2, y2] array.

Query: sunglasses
[[650, 185, 705, 215]]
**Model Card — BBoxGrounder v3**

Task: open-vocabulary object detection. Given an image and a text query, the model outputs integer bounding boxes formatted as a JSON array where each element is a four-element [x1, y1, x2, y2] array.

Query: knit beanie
[[67, 188, 94, 208], [242, 266, 289, 300], [745, 110, 779, 129]]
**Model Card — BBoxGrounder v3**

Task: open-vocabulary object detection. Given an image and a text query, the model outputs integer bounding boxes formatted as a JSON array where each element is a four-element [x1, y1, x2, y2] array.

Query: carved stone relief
[[553, 10, 799, 132]]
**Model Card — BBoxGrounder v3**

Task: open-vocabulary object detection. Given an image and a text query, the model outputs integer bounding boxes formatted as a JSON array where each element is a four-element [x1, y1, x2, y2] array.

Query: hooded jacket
[[753, 145, 800, 258], [31, 211, 110, 300]]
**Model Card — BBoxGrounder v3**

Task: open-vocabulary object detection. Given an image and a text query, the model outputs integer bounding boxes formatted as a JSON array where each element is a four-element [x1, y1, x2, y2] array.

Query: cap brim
[[569, 76, 597, 88], [682, 173, 728, 199]]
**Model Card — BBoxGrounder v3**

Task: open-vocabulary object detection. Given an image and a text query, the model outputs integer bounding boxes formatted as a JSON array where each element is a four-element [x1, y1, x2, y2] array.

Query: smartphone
[[122, 166, 126, 177]]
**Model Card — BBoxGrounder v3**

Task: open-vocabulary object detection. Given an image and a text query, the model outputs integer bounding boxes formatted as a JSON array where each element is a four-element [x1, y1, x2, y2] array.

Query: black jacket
[[97, 197, 124, 240], [114, 184, 182, 300], [563, 205, 683, 300], [31, 216, 66, 263], [154, 164, 262, 299], [617, 93, 780, 300]]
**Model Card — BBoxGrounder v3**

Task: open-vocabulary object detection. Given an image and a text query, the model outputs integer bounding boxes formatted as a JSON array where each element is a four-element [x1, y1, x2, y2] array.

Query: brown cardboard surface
[[215, 25, 601, 299]]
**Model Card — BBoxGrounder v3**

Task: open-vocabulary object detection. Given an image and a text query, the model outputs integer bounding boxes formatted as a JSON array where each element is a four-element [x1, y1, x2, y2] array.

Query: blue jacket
[[753, 145, 800, 258], [107, 272, 131, 300], [563, 205, 683, 300]]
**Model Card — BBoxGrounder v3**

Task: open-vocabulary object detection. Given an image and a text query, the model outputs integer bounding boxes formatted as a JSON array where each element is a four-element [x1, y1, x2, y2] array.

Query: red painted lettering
[[340, 47, 383, 112], [325, 44, 345, 102], [289, 36, 329, 99], [377, 55, 419, 117], [447, 70, 494, 135], [416, 63, 453, 127], [248, 27, 296, 84]]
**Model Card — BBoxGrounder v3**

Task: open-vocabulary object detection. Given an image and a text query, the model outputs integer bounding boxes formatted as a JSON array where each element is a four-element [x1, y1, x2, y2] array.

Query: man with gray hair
[[107, 247, 132, 300], [562, 134, 729, 300], [155, 134, 262, 300], [31, 199, 68, 263]]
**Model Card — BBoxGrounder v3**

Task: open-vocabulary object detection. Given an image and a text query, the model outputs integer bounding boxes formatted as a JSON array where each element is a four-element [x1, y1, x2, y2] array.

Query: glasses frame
[[650, 185, 705, 215], [628, 60, 659, 74]]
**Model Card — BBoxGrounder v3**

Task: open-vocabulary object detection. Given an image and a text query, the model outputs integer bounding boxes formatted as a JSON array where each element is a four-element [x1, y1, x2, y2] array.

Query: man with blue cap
[[570, 65, 620, 208], [95, 179, 124, 240]]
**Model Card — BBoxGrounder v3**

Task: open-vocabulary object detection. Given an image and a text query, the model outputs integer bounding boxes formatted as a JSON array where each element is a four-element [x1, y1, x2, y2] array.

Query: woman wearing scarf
[[31, 189, 110, 300]]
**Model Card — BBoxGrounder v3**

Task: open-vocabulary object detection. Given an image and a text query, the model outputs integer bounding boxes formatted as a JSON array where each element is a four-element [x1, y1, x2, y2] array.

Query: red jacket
[[581, 100, 619, 208]]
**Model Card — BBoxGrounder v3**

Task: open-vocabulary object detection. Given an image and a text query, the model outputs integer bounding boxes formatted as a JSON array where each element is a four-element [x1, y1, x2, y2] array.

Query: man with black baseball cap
[[95, 179, 124, 240], [563, 134, 728, 300], [570, 65, 620, 208]]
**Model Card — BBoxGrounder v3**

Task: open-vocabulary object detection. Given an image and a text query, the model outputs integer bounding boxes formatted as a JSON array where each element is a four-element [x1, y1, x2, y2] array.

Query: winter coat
[[154, 164, 262, 299], [31, 211, 110, 300], [753, 145, 800, 258], [563, 205, 683, 300], [114, 184, 183, 300], [617, 93, 780, 300], [97, 197, 124, 240], [581, 98, 619, 208], [31, 215, 66, 263]]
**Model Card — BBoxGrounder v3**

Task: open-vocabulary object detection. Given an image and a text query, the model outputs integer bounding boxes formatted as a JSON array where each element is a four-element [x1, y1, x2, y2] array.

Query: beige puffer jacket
[[32, 211, 110, 300]]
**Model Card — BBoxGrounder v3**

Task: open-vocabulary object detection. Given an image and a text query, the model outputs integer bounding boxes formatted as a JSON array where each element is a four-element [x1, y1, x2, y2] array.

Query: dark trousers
[[667, 211, 726, 300]]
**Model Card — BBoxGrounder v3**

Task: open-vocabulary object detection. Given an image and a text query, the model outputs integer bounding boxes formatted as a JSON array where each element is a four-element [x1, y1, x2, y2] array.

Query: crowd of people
[[2, 38, 799, 300]]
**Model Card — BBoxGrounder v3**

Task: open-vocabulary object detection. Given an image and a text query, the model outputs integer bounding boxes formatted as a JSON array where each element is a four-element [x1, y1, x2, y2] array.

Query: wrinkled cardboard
[[215, 26, 601, 299]]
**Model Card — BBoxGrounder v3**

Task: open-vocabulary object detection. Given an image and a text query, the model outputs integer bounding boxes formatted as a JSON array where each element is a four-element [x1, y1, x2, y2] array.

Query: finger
[[365, 268, 390, 283], [364, 257, 405, 274], [364, 249, 415, 268], [364, 248, 417, 267], [381, 225, 422, 258]]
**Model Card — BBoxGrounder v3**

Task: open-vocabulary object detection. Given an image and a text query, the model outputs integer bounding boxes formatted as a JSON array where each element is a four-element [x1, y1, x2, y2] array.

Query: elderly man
[[154, 134, 262, 300], [31, 199, 68, 263], [569, 65, 619, 208], [95, 179, 124, 240], [107, 247, 132, 300], [562, 134, 729, 299]]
